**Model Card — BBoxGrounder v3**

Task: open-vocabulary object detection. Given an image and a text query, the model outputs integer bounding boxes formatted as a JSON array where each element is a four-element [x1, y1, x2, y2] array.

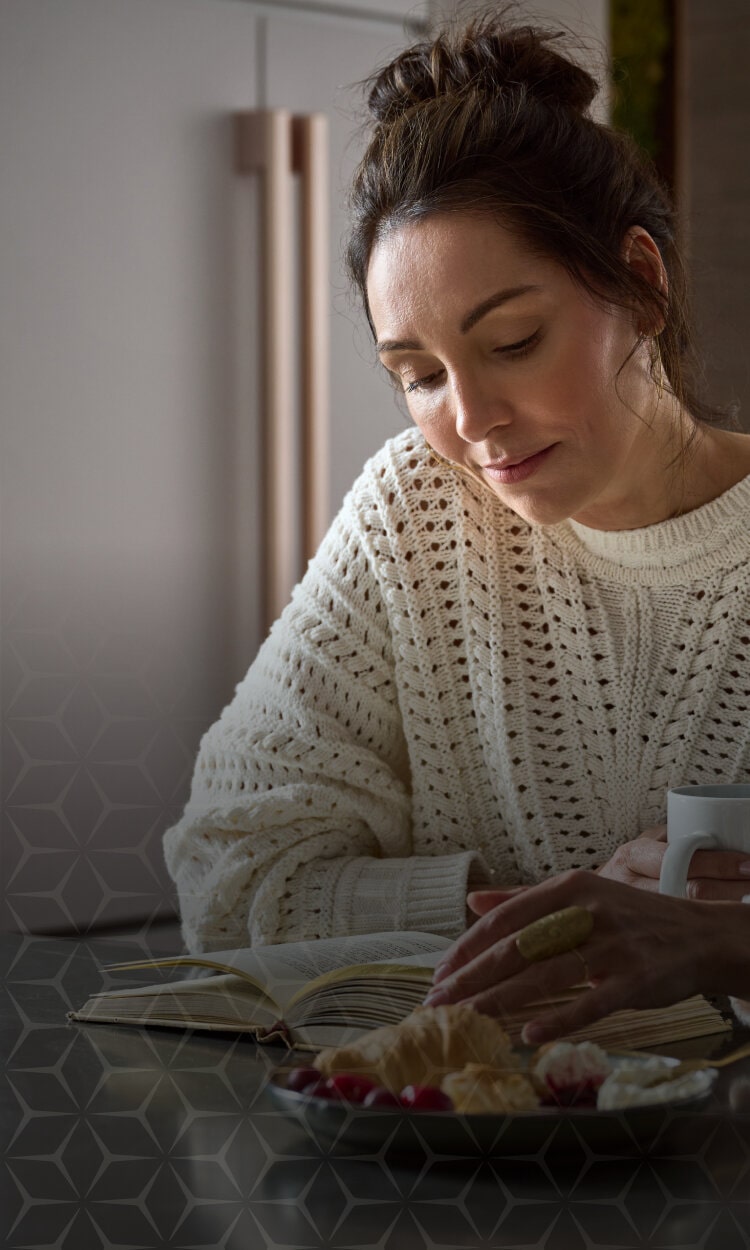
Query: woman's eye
[[404, 370, 445, 394], [498, 330, 541, 357], [400, 331, 540, 394]]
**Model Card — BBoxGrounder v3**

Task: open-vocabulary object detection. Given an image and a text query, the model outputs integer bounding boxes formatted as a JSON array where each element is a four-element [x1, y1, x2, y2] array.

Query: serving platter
[[265, 1053, 719, 1157]]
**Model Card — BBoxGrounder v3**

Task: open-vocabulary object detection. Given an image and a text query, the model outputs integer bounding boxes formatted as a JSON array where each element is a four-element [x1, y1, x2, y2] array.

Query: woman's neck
[[672, 423, 750, 518], [572, 403, 750, 533]]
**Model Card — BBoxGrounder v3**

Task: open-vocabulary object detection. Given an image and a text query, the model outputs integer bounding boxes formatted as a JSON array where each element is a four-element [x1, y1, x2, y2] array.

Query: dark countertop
[[2, 933, 750, 1250]]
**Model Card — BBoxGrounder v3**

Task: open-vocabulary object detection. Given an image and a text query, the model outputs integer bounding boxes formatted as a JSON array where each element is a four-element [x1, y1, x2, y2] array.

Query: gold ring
[[515, 906, 593, 962]]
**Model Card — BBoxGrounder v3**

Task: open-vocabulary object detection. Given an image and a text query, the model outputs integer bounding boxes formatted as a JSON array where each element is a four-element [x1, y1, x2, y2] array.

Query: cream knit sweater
[[164, 428, 750, 955]]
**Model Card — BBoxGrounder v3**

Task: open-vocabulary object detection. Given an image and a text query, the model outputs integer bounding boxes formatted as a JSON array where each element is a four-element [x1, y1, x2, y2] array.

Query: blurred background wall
[[608, 0, 750, 427], [1, 0, 747, 948], [679, 0, 750, 426]]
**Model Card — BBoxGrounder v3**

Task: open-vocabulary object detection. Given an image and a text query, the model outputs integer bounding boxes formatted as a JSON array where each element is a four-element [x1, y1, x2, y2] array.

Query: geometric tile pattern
[[3, 936, 750, 1250], [1, 567, 237, 936]]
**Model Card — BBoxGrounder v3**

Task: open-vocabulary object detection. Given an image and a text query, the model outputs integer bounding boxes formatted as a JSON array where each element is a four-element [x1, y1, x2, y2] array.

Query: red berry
[[285, 1067, 322, 1093], [399, 1084, 454, 1112], [363, 1086, 402, 1108], [325, 1073, 378, 1104], [546, 1078, 601, 1107]]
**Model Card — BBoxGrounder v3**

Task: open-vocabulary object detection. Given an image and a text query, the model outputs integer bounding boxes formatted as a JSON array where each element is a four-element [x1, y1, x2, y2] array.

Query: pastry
[[441, 1064, 540, 1113], [314, 1004, 518, 1093]]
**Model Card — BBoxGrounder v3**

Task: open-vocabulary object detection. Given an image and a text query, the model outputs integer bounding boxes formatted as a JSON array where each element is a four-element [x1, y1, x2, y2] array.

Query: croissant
[[442, 1064, 540, 1114], [314, 1004, 518, 1093]]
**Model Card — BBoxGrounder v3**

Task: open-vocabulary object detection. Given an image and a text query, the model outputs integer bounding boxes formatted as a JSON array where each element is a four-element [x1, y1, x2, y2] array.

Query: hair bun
[[366, 14, 598, 124]]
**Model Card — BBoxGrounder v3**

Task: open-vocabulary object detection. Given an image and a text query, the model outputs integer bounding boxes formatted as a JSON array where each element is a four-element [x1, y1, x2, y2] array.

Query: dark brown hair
[[346, 10, 723, 428]]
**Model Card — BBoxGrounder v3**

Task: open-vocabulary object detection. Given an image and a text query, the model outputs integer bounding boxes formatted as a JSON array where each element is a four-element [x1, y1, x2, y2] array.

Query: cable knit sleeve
[[163, 452, 491, 952]]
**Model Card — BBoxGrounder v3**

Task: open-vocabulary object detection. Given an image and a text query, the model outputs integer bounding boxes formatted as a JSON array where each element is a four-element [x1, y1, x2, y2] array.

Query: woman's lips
[[482, 444, 556, 485]]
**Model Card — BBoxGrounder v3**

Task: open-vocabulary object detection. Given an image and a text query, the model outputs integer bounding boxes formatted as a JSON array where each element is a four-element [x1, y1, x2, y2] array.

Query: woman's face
[[366, 212, 667, 530]]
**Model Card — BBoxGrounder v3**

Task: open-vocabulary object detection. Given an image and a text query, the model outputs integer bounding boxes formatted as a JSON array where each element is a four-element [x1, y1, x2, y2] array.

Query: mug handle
[[659, 830, 717, 897]]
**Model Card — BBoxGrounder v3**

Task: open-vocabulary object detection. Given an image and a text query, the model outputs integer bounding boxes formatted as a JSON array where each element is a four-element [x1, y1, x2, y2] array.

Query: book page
[[368, 948, 449, 970], [239, 931, 451, 1008], [287, 948, 446, 1013], [106, 930, 451, 1013], [256, 932, 452, 983], [69, 974, 279, 1029]]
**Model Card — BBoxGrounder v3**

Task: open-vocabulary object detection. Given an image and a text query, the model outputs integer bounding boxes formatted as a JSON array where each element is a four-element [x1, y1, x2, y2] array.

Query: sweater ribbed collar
[[552, 472, 750, 572]]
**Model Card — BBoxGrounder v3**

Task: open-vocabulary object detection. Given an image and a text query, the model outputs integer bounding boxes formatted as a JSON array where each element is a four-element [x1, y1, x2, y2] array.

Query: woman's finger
[[639, 824, 667, 841], [599, 838, 665, 881], [458, 949, 595, 1022], [433, 898, 543, 986], [687, 848, 750, 880], [520, 977, 638, 1045], [467, 887, 527, 915], [685, 876, 750, 901], [426, 930, 526, 1004], [602, 838, 750, 887]]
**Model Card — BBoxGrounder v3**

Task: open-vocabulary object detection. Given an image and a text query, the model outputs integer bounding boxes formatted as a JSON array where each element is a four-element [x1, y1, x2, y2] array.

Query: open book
[[70, 928, 730, 1052], [69, 931, 453, 1050]]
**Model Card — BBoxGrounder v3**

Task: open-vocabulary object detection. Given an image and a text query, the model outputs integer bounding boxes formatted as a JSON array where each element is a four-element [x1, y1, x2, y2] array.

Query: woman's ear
[[621, 226, 668, 335]]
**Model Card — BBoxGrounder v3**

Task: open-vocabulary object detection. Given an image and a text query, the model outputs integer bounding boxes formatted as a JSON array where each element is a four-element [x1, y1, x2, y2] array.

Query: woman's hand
[[424, 869, 748, 1044], [597, 824, 750, 901]]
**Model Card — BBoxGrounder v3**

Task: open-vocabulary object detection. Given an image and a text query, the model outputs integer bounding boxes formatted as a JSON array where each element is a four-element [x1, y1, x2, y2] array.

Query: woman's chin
[[486, 485, 578, 529]]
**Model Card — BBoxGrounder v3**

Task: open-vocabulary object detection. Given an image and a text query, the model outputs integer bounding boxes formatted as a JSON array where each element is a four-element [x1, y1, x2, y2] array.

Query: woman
[[164, 14, 750, 994]]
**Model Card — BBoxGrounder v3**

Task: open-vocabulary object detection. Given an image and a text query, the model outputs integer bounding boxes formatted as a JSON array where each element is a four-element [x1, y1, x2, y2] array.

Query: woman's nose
[[452, 375, 514, 443]]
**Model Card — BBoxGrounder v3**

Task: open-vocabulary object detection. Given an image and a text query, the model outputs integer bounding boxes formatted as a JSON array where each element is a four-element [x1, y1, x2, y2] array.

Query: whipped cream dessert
[[530, 1040, 612, 1104], [596, 1059, 716, 1110]]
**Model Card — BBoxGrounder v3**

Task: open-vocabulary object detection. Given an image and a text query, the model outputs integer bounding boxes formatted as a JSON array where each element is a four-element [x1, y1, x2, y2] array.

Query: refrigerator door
[[0, 0, 410, 935]]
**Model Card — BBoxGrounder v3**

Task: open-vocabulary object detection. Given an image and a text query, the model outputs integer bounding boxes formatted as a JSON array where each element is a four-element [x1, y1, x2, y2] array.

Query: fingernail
[[423, 988, 447, 1007], [739, 862, 750, 876], [432, 962, 449, 984], [521, 1022, 545, 1045]]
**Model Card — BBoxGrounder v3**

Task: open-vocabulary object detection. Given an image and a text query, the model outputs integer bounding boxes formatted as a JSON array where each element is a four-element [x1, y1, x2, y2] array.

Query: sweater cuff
[[294, 851, 493, 940]]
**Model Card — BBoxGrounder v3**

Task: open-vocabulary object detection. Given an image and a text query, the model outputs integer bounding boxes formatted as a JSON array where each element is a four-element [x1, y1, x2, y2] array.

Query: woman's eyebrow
[[376, 283, 542, 354], [377, 335, 422, 355], [460, 284, 541, 333]]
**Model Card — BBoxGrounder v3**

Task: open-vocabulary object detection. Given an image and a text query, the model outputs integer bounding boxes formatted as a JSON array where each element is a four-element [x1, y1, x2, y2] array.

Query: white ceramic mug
[[659, 784, 750, 897]]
